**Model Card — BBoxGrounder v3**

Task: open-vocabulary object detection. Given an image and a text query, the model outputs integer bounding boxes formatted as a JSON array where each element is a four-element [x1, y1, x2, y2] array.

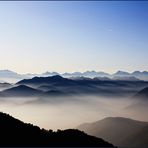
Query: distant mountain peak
[[132, 71, 148, 75], [11, 85, 34, 90], [99, 116, 144, 123], [134, 87, 148, 99], [0, 69, 148, 82], [0, 69, 17, 73], [1, 84, 43, 97], [113, 76, 140, 81], [114, 71, 130, 75], [42, 71, 59, 76], [51, 75, 64, 79], [0, 70, 19, 76], [2, 85, 38, 92]]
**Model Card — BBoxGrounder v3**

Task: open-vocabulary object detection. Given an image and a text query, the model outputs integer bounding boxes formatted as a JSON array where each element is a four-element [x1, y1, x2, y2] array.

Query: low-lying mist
[[0, 95, 147, 130]]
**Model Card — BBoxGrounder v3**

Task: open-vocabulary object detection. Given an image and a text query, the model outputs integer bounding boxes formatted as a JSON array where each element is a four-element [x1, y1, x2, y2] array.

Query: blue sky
[[0, 1, 147, 74]]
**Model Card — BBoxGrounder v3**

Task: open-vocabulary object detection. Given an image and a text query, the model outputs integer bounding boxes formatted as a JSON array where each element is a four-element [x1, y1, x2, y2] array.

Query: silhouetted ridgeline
[[0, 112, 115, 147], [77, 117, 148, 148], [133, 87, 148, 99], [0, 75, 147, 97], [0, 70, 148, 81]]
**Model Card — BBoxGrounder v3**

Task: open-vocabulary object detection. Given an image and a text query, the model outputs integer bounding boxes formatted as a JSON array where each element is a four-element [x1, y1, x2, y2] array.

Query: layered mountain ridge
[[0, 70, 148, 82], [0, 75, 148, 97]]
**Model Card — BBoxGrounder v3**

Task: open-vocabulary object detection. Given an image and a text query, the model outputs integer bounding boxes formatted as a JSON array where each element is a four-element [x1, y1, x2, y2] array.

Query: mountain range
[[0, 112, 115, 147], [77, 117, 148, 148], [0, 75, 148, 98], [0, 70, 148, 83]]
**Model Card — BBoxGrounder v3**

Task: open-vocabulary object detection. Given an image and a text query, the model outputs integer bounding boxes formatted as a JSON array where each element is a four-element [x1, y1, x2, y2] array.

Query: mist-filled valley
[[0, 75, 148, 130], [1, 1, 148, 147], [0, 75, 148, 147], [0, 94, 147, 130]]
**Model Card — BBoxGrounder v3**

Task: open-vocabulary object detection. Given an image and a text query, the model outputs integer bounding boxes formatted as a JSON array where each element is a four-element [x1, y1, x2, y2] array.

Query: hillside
[[133, 87, 148, 99], [77, 117, 148, 148], [0, 85, 43, 97], [125, 87, 148, 116], [0, 112, 115, 147]]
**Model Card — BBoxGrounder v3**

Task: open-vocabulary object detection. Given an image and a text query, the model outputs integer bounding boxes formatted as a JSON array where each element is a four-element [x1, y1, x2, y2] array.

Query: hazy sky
[[0, 1, 147, 74]]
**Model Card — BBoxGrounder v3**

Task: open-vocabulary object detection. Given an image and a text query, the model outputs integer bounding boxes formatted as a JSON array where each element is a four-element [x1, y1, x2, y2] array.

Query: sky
[[0, 1, 147, 74]]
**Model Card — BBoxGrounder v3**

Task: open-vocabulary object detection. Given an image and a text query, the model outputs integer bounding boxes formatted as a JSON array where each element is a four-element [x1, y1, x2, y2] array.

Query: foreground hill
[[77, 117, 148, 148], [0, 112, 115, 147]]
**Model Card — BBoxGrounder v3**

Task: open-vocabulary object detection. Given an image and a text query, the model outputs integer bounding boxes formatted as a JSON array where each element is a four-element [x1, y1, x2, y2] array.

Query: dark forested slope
[[0, 112, 115, 147]]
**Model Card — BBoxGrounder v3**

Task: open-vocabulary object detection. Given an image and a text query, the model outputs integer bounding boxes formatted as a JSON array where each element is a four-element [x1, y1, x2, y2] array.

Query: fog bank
[[0, 95, 147, 130]]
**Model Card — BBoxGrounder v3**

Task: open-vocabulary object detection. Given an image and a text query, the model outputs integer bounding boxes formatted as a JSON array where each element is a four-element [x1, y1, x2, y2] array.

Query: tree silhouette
[[0, 112, 115, 147]]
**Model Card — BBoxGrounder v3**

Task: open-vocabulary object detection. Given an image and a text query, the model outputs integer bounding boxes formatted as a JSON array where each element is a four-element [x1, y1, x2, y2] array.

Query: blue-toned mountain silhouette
[[133, 87, 148, 99], [0, 70, 148, 81], [0, 85, 43, 97], [0, 75, 148, 97]]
